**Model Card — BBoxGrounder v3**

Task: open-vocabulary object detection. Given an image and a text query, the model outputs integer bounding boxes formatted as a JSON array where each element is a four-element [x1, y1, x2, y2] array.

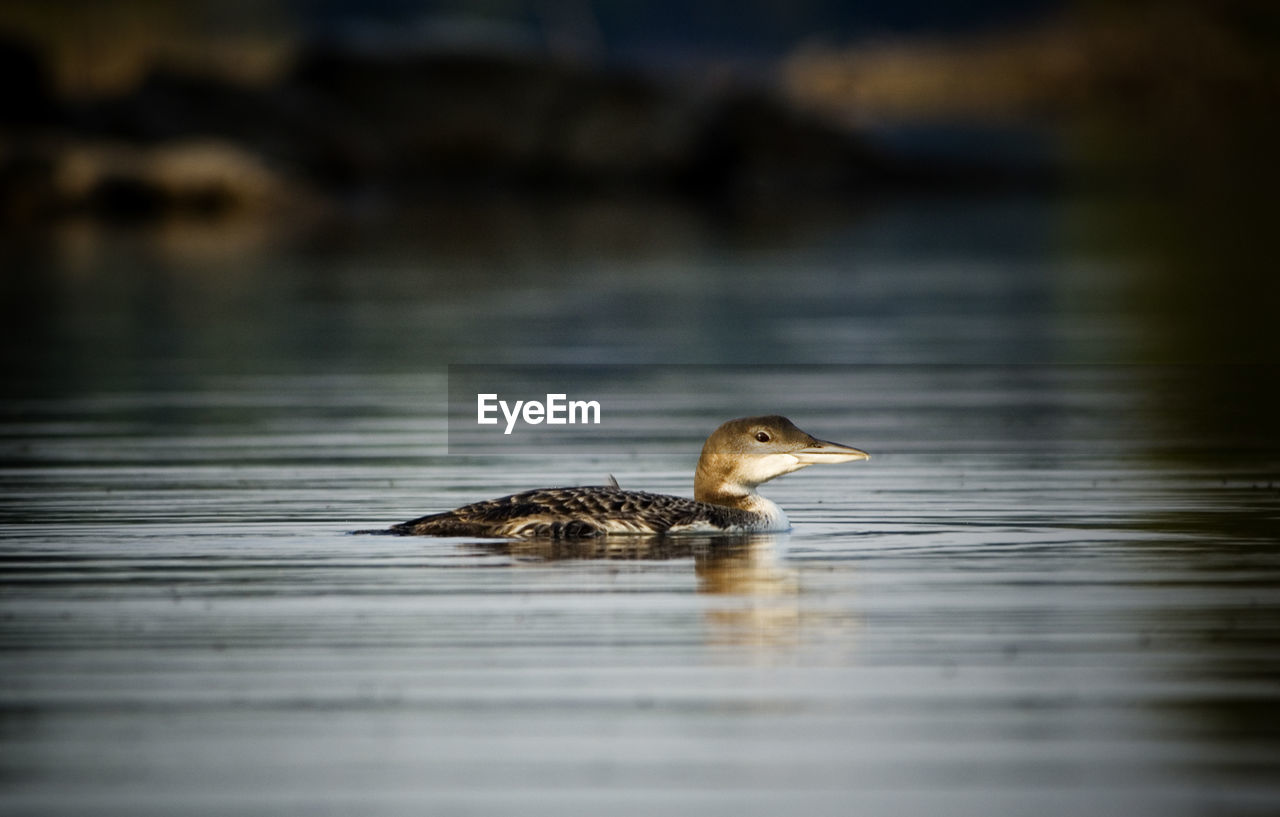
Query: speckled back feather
[[390, 486, 757, 538]]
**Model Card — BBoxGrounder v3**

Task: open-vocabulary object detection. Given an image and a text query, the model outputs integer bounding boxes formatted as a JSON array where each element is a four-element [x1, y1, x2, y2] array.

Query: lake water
[[2, 194, 1279, 816]]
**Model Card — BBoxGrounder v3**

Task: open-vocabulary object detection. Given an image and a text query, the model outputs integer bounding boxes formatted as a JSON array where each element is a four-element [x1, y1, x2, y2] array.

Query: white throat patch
[[731, 453, 809, 489]]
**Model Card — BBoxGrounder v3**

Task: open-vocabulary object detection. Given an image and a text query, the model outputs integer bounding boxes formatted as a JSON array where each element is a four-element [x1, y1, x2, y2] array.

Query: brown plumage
[[390, 486, 758, 538], [385, 415, 869, 539]]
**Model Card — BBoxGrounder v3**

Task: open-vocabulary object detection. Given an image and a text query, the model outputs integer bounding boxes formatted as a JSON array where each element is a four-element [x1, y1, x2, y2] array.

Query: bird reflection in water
[[693, 534, 804, 650], [463, 533, 806, 648]]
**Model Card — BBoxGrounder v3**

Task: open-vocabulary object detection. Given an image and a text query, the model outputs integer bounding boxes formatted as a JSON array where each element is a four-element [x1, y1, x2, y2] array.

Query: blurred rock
[[1, 138, 298, 222], [0, 33, 960, 226], [287, 47, 699, 186], [781, 2, 1280, 192], [285, 45, 883, 197]]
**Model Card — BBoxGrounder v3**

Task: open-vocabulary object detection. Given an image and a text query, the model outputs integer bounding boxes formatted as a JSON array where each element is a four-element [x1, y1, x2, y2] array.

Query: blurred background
[[3, 0, 1278, 462], [2, 0, 1278, 377]]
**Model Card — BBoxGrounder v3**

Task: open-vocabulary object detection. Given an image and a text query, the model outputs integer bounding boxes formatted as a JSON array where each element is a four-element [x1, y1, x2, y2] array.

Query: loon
[[389, 415, 868, 538]]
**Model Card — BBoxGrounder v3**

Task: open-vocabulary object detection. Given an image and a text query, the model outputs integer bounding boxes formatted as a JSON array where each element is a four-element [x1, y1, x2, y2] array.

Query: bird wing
[[392, 487, 744, 538]]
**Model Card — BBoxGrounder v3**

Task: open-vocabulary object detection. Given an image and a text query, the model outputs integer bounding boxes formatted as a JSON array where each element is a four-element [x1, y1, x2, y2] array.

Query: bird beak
[[792, 438, 870, 464]]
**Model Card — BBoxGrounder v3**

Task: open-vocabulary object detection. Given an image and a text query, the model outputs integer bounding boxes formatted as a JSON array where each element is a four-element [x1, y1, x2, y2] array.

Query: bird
[[386, 415, 868, 538]]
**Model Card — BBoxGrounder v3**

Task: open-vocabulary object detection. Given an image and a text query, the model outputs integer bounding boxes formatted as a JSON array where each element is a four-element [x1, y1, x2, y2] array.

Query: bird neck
[[695, 454, 758, 510]]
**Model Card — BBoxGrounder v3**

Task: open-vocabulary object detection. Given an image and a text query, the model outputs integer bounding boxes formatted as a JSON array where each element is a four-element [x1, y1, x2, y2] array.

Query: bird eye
[[755, 431, 771, 442]]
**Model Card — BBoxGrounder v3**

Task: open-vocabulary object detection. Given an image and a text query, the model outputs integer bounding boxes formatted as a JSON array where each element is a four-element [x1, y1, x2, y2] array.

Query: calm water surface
[[2, 196, 1279, 816]]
